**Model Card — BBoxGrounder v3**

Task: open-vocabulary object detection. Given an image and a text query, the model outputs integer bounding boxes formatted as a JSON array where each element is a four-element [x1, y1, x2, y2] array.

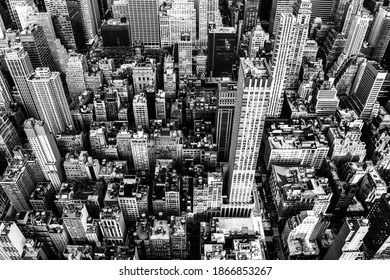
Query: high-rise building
[[163, 54, 177, 99], [155, 90, 166, 122], [5, 46, 38, 119], [23, 119, 65, 191], [248, 24, 267, 58], [284, 0, 311, 90], [130, 127, 150, 171], [364, 194, 390, 258], [198, 0, 220, 47], [227, 58, 271, 205], [347, 61, 387, 120], [0, 222, 26, 260], [309, 0, 333, 23], [24, 11, 70, 73], [340, 0, 363, 35], [27, 68, 73, 135], [368, 6, 390, 60], [324, 217, 369, 259], [216, 81, 236, 162], [133, 93, 149, 130], [178, 32, 193, 76], [19, 24, 57, 72], [132, 60, 156, 94], [45, 0, 82, 50], [0, 113, 21, 164], [80, 0, 100, 42], [101, 18, 131, 48], [268, 13, 295, 117], [66, 53, 88, 100], [243, 0, 260, 33], [7, 0, 36, 30], [0, 71, 13, 114], [207, 27, 236, 77], [128, 0, 160, 49], [0, 153, 38, 212], [159, 0, 196, 47], [112, 0, 129, 19], [314, 80, 339, 116], [269, 0, 295, 36], [99, 206, 126, 245]]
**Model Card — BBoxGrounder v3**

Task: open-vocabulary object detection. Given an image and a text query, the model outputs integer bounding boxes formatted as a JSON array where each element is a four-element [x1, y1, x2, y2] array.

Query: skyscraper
[[66, 53, 88, 100], [80, 0, 100, 42], [309, 0, 333, 23], [243, 0, 260, 33], [0, 222, 26, 260], [216, 81, 237, 162], [268, 13, 295, 117], [347, 61, 387, 120], [19, 24, 57, 72], [128, 0, 160, 49], [133, 93, 149, 130], [284, 0, 311, 90], [364, 194, 390, 259], [0, 71, 13, 113], [0, 113, 21, 164], [23, 118, 65, 191], [207, 27, 236, 78], [227, 58, 271, 204], [368, 6, 390, 60], [45, 0, 82, 50], [7, 0, 36, 30], [27, 68, 73, 135], [130, 127, 150, 171], [269, 0, 295, 36], [5, 46, 38, 119], [198, 0, 220, 47]]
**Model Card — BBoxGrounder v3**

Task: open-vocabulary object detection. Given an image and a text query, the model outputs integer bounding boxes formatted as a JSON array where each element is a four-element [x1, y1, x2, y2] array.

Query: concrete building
[[0, 222, 26, 260], [66, 53, 88, 100]]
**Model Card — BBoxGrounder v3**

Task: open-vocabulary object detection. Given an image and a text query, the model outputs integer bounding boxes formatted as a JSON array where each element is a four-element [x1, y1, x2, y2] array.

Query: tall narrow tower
[[284, 0, 312, 90], [5, 46, 38, 119], [268, 13, 295, 117], [27, 68, 73, 135], [23, 118, 65, 191], [227, 57, 272, 204]]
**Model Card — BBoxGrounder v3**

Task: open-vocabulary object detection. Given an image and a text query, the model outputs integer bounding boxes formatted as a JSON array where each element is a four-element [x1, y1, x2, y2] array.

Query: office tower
[[90, 125, 108, 158], [27, 68, 73, 135], [0, 71, 12, 114], [23, 119, 65, 191], [169, 216, 187, 259], [269, 0, 295, 36], [0, 114, 21, 164], [101, 18, 131, 48], [99, 206, 126, 245], [133, 93, 149, 130], [268, 13, 295, 117], [0, 222, 26, 260], [81, 0, 100, 42], [112, 0, 129, 19], [348, 61, 387, 120], [19, 24, 57, 72], [25, 12, 70, 73], [340, 0, 364, 34], [128, 0, 160, 49], [66, 53, 88, 100], [45, 0, 82, 50], [324, 217, 369, 259], [116, 127, 133, 165], [149, 219, 171, 259], [364, 194, 390, 258], [63, 151, 93, 181], [0, 155, 38, 212], [115, 180, 142, 223], [159, 0, 196, 47], [130, 127, 149, 171], [216, 81, 236, 162], [248, 24, 267, 58], [369, 6, 390, 60], [163, 54, 177, 99], [199, 0, 220, 47], [178, 32, 193, 76], [243, 0, 260, 33], [331, 14, 371, 74], [207, 27, 236, 77], [314, 81, 339, 116], [164, 170, 181, 216], [227, 58, 271, 204], [309, 0, 332, 23], [284, 0, 311, 90], [7, 0, 36, 30], [15, 2, 38, 30], [62, 203, 88, 244], [5, 46, 38, 119], [132, 60, 156, 94]]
